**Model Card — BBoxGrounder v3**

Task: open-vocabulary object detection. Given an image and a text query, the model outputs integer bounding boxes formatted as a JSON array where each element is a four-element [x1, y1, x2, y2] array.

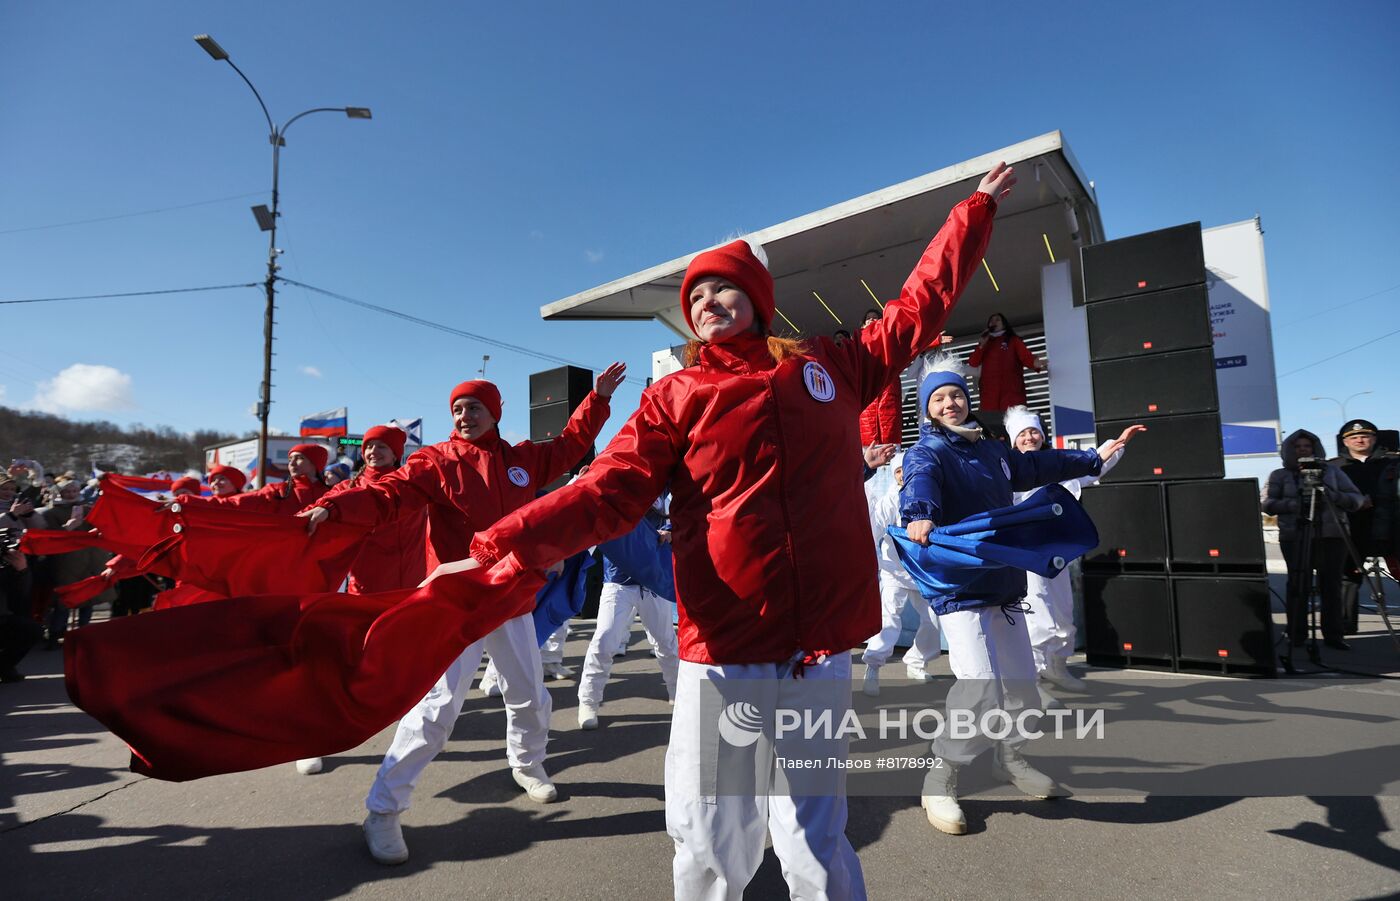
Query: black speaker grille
[[1096, 413, 1224, 483], [1091, 347, 1220, 420], [1086, 285, 1213, 362], [1082, 222, 1205, 303]]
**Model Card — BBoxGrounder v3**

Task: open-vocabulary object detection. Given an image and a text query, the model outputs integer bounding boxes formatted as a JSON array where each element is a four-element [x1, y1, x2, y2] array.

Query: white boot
[[905, 664, 931, 682], [862, 665, 881, 697], [512, 764, 559, 803], [992, 744, 1065, 799], [363, 811, 409, 865], [294, 757, 323, 775], [578, 702, 599, 730], [921, 762, 966, 835], [1041, 657, 1087, 692], [543, 662, 574, 680], [1036, 683, 1065, 709]]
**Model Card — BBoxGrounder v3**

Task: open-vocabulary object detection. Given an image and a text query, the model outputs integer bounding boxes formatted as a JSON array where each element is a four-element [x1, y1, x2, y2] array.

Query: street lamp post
[[194, 34, 371, 486], [1310, 391, 1373, 424]]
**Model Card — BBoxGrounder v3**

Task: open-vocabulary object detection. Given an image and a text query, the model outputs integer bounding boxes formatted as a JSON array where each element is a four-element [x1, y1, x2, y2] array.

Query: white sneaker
[[578, 703, 599, 730], [991, 744, 1065, 799], [512, 765, 559, 803], [905, 664, 931, 682], [862, 665, 881, 697], [363, 812, 409, 865], [921, 762, 966, 835], [612, 647, 627, 659], [480, 673, 502, 697], [1041, 658, 1088, 693], [294, 757, 323, 775], [543, 662, 574, 681]]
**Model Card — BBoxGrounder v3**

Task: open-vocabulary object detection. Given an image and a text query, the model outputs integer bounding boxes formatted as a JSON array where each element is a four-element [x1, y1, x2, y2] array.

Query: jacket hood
[[1281, 428, 1324, 469]]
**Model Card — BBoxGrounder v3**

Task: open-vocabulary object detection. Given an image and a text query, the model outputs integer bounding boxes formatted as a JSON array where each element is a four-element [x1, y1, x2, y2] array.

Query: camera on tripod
[[1297, 456, 1327, 491]]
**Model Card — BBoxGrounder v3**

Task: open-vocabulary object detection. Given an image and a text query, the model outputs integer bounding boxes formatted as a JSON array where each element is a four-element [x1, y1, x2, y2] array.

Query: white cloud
[[584, 249, 604, 263], [0, 384, 6, 403], [300, 365, 323, 379], [32, 364, 135, 414]]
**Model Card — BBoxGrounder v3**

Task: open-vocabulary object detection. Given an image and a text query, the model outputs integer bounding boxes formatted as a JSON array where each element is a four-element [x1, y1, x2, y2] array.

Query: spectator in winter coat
[[426, 162, 1020, 901], [1262, 428, 1365, 649], [901, 359, 1140, 836], [1330, 418, 1400, 621]]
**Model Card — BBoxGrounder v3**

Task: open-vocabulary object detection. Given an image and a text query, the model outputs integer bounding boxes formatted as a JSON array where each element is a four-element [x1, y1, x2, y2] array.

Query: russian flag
[[300, 407, 348, 438]]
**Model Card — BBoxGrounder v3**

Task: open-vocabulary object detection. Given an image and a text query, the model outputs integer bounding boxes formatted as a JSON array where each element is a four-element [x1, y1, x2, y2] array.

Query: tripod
[[1279, 480, 1400, 674]]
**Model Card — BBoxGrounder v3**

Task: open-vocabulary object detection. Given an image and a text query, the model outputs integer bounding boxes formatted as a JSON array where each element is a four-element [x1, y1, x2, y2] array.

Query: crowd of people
[[5, 159, 1394, 900]]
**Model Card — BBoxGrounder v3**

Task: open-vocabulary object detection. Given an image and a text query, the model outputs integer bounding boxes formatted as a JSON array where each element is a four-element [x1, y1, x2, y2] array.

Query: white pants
[[667, 656, 866, 901], [365, 612, 551, 814], [861, 570, 941, 669], [935, 606, 1039, 765], [1025, 571, 1074, 672], [580, 582, 679, 708], [541, 621, 570, 666]]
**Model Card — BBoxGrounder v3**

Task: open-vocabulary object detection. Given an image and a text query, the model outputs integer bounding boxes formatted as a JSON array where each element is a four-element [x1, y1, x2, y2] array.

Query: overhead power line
[[0, 283, 260, 305], [0, 191, 267, 236], [1277, 326, 1400, 378], [277, 277, 650, 386], [1279, 281, 1400, 327]]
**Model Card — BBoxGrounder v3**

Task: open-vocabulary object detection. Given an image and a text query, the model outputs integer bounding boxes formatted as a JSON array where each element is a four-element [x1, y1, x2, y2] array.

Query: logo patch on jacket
[[803, 362, 836, 403], [507, 466, 530, 487]]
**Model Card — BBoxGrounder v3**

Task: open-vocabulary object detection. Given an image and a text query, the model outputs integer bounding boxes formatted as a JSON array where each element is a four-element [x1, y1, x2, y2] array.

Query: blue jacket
[[900, 423, 1102, 615]]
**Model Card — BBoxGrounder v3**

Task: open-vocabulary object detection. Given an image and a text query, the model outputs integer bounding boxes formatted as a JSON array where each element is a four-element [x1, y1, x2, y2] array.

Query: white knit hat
[[1004, 405, 1044, 442]]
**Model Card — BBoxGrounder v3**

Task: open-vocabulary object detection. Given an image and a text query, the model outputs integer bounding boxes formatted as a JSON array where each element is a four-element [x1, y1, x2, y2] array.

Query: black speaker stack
[[1078, 224, 1274, 676], [528, 365, 596, 491]]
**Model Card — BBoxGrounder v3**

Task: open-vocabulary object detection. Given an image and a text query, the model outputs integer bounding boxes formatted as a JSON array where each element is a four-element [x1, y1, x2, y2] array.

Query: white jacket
[[1013, 439, 1122, 505], [869, 483, 917, 588]]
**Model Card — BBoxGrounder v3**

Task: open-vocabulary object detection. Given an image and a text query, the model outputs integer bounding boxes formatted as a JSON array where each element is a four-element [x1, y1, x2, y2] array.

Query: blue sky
[[2, 1, 1397, 459]]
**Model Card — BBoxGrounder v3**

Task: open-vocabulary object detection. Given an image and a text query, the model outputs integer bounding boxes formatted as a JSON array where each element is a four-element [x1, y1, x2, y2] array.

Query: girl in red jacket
[[431, 163, 1016, 901], [196, 444, 330, 514], [967, 312, 1045, 427]]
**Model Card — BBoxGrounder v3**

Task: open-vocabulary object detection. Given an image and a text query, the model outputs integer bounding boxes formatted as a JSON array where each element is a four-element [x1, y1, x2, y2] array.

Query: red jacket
[[317, 392, 609, 577], [859, 380, 902, 447], [193, 476, 329, 516], [472, 191, 996, 665], [322, 466, 428, 594], [968, 333, 1036, 411]]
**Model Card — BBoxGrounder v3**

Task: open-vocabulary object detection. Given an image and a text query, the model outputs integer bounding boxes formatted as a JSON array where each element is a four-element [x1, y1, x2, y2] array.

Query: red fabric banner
[[65, 564, 542, 781]]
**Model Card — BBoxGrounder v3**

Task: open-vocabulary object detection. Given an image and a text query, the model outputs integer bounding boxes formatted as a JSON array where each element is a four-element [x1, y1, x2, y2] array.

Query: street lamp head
[[345, 107, 373, 120], [194, 34, 229, 61]]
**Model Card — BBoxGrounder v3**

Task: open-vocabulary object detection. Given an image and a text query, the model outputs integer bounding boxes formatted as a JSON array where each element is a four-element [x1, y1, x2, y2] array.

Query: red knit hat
[[171, 476, 201, 496], [679, 239, 775, 337], [289, 443, 330, 473], [449, 380, 502, 422], [362, 424, 407, 462], [207, 464, 247, 493]]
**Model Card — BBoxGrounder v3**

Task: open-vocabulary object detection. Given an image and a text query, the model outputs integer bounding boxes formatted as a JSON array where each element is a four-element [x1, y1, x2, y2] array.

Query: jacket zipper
[[765, 368, 804, 654]]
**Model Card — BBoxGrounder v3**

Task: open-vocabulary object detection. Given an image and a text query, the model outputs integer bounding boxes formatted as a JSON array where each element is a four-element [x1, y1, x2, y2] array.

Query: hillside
[[0, 406, 235, 475]]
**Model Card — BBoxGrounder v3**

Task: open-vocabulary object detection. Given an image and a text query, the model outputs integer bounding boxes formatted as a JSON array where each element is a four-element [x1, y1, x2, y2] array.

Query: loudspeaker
[[529, 401, 572, 442], [1173, 576, 1273, 670], [1083, 574, 1174, 660], [1096, 413, 1224, 482], [1165, 479, 1266, 567], [1086, 284, 1213, 362], [1080, 483, 1167, 567], [1082, 222, 1205, 303], [529, 366, 593, 408], [1091, 347, 1219, 420]]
